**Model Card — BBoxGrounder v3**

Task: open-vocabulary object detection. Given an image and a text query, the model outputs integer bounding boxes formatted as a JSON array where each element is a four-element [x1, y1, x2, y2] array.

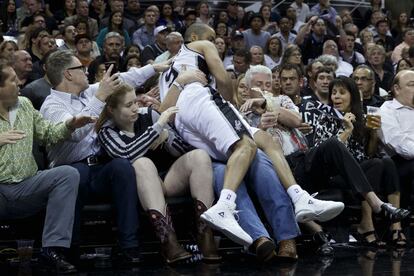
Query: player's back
[[159, 44, 215, 101]]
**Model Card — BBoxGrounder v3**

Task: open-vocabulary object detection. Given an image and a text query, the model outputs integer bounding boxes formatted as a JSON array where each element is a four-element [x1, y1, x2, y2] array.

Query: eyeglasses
[[67, 65, 87, 73], [292, 53, 302, 57], [353, 76, 373, 82]]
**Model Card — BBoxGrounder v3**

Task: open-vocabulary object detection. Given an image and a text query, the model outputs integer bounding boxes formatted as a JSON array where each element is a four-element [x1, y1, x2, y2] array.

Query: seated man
[[0, 60, 94, 273], [40, 50, 170, 264], [379, 69, 414, 208]]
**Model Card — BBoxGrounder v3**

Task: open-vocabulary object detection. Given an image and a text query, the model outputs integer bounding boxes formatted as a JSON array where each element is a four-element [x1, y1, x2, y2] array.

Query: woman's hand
[[260, 111, 279, 130], [343, 112, 356, 132]]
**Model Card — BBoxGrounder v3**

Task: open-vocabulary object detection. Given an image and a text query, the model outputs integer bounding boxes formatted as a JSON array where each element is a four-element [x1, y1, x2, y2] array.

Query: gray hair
[[46, 50, 75, 87], [316, 54, 338, 66], [104, 31, 124, 43], [166, 32, 183, 43], [245, 65, 272, 88]]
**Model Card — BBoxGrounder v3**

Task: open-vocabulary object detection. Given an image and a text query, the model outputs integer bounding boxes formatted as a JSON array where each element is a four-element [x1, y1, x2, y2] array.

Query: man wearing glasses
[[353, 65, 384, 110], [40, 50, 170, 265]]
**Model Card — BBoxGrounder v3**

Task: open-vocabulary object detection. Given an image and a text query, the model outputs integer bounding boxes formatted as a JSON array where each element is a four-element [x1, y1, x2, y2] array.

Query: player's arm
[[159, 69, 208, 112], [200, 41, 234, 102]]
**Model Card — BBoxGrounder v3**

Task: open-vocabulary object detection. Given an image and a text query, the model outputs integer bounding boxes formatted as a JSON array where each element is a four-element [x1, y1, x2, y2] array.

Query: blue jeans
[[212, 150, 300, 242], [71, 158, 140, 249]]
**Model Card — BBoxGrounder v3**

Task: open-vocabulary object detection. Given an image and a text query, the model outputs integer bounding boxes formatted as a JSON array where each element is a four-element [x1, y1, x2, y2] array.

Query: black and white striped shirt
[[98, 107, 193, 165]]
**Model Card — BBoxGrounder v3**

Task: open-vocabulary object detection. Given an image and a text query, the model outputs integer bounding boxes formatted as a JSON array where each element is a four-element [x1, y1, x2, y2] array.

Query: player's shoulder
[[187, 40, 215, 52]]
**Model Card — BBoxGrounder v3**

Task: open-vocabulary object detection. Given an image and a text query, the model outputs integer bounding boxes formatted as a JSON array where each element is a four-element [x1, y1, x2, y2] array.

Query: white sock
[[218, 189, 237, 204], [287, 184, 305, 204]]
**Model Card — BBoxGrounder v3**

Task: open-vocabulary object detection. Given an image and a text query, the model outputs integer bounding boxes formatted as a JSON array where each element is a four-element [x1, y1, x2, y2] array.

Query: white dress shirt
[[40, 65, 156, 167], [379, 99, 414, 160]]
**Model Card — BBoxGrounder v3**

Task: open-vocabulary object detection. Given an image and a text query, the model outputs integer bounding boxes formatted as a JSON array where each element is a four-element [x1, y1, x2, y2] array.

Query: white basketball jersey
[[159, 44, 216, 101]]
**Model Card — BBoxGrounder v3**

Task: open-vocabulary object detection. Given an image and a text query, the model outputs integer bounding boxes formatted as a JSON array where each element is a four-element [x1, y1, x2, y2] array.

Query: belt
[[79, 155, 108, 166]]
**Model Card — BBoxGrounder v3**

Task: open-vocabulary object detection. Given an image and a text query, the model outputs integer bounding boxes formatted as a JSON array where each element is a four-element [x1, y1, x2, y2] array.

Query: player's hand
[[157, 106, 179, 127], [146, 86, 160, 101], [153, 59, 172, 72], [66, 115, 97, 130], [239, 98, 266, 113], [260, 111, 279, 129], [149, 129, 169, 150], [176, 69, 207, 87]]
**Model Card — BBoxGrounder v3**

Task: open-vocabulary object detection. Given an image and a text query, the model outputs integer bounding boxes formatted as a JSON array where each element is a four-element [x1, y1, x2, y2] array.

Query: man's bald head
[[392, 69, 414, 107], [184, 23, 216, 42]]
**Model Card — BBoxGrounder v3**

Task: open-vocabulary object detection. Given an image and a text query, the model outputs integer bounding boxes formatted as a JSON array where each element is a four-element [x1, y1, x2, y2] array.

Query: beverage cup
[[16, 239, 34, 264]]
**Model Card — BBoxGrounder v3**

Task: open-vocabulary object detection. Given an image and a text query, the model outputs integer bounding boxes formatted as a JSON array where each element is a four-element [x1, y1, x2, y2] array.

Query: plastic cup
[[16, 239, 34, 263]]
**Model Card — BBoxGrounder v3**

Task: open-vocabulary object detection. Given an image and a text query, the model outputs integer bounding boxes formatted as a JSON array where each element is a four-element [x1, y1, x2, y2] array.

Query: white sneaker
[[200, 201, 253, 247], [294, 192, 345, 223]]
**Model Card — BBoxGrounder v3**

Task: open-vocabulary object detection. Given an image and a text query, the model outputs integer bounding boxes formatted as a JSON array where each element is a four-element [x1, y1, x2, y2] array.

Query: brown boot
[[277, 239, 298, 262], [250, 237, 276, 262], [148, 206, 192, 264], [195, 200, 222, 262]]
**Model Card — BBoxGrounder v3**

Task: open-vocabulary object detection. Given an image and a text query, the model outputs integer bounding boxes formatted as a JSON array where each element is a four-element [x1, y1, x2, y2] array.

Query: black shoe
[[313, 231, 334, 256], [40, 247, 77, 274], [380, 203, 410, 223], [120, 247, 142, 264]]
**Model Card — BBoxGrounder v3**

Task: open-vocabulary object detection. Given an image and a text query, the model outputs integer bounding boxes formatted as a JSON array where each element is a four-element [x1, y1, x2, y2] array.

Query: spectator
[[157, 2, 182, 32], [392, 28, 414, 64], [172, 0, 186, 18], [302, 59, 323, 97], [99, 0, 136, 35], [40, 50, 170, 265], [309, 66, 335, 104], [290, 0, 310, 24], [365, 0, 390, 25], [379, 70, 414, 209], [0, 40, 18, 60], [58, 24, 78, 51], [264, 35, 283, 69], [96, 11, 131, 50], [296, 16, 336, 65], [64, 0, 99, 40], [31, 35, 56, 79], [223, 30, 246, 67], [179, 9, 196, 36], [132, 8, 157, 50], [310, 0, 337, 25], [88, 32, 125, 83], [122, 44, 141, 61], [141, 25, 169, 65], [316, 54, 338, 76], [75, 34, 94, 67], [24, 26, 49, 63], [214, 22, 230, 41], [396, 58, 412, 72], [274, 17, 297, 51], [322, 39, 353, 77], [280, 44, 304, 74], [366, 44, 393, 92], [226, 0, 240, 30], [341, 31, 366, 68], [215, 37, 227, 61], [95, 84, 219, 263], [20, 49, 55, 110], [391, 12, 410, 45], [89, 0, 107, 24], [328, 76, 407, 248], [0, 0, 18, 36], [195, 0, 214, 27], [375, 18, 395, 56], [74, 18, 100, 58], [20, 0, 58, 33], [242, 13, 271, 50], [352, 65, 384, 109], [122, 54, 141, 71], [124, 0, 142, 27], [286, 6, 305, 34], [0, 59, 94, 274], [87, 61, 106, 84], [260, 4, 278, 35], [225, 49, 251, 80], [12, 50, 35, 88], [250, 45, 265, 66], [54, 0, 76, 28], [154, 31, 183, 64]]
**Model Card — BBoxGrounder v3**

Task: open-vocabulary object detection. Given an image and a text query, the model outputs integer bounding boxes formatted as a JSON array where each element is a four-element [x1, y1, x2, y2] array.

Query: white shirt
[[274, 32, 297, 50], [290, 2, 311, 23], [40, 65, 156, 167], [379, 99, 414, 159], [335, 59, 354, 77]]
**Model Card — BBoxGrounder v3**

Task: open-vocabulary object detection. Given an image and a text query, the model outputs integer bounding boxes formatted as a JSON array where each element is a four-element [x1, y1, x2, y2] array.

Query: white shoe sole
[[200, 213, 253, 247], [296, 203, 345, 223]]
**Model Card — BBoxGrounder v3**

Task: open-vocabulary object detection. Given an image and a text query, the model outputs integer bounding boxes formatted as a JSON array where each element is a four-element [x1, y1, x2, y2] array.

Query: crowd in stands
[[0, 0, 414, 273]]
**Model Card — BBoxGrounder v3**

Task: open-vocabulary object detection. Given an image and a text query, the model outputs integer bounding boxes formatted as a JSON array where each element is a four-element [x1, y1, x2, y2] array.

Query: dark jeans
[[287, 137, 373, 197], [71, 158, 140, 249]]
